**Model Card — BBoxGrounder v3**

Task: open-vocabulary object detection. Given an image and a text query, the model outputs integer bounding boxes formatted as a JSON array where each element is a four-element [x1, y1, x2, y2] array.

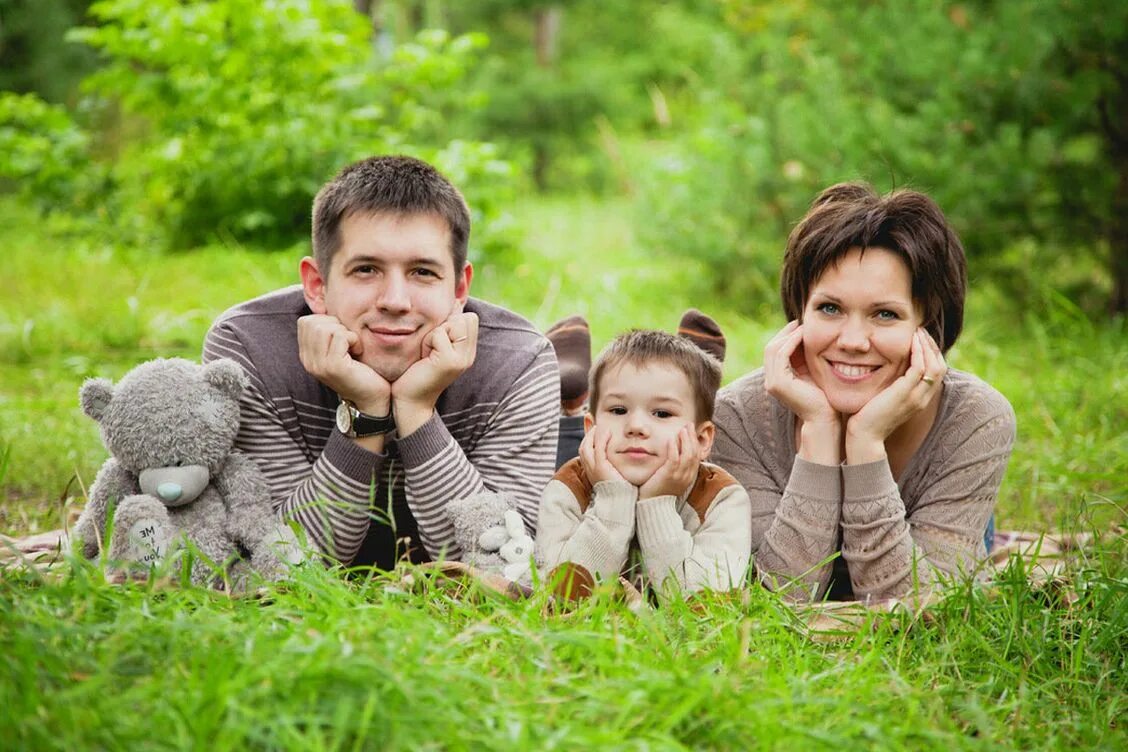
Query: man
[[203, 156, 560, 569]]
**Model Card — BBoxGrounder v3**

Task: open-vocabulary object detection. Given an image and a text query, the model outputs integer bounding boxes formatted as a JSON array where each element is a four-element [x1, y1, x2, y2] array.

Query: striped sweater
[[202, 286, 560, 569]]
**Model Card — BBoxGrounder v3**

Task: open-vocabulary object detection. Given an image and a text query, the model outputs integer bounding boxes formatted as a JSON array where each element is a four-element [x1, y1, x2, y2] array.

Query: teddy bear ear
[[79, 378, 115, 422], [202, 358, 249, 398]]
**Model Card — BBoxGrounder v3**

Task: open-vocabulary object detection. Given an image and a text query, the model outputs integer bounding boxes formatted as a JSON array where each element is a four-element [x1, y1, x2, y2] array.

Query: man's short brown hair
[[780, 182, 968, 352], [589, 330, 722, 424], [311, 155, 471, 274]]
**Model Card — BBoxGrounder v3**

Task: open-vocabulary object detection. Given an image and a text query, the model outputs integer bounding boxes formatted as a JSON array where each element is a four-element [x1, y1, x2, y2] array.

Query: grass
[[0, 195, 1125, 749]]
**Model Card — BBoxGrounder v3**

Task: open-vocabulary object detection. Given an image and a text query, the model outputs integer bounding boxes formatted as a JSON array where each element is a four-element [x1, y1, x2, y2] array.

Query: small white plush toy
[[498, 509, 535, 582], [446, 492, 538, 583]]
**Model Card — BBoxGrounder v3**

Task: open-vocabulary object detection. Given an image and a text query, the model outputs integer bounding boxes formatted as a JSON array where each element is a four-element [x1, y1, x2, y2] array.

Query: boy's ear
[[583, 413, 595, 433], [695, 421, 715, 459]]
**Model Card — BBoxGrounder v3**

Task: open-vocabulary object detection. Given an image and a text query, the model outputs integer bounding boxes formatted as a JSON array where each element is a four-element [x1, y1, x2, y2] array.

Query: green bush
[[0, 0, 516, 256], [633, 0, 1127, 315]]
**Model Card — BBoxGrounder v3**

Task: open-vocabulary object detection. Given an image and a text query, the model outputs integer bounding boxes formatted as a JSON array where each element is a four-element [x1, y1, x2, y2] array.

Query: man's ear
[[299, 256, 328, 315], [696, 420, 716, 459], [454, 261, 473, 309], [583, 412, 595, 434]]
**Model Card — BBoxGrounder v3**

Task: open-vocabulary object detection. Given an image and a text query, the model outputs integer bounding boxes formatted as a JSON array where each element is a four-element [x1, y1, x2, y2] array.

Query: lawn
[[1, 196, 1125, 750]]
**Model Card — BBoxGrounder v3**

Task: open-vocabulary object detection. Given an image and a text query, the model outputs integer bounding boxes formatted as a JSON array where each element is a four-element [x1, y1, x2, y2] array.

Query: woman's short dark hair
[[780, 182, 967, 353]]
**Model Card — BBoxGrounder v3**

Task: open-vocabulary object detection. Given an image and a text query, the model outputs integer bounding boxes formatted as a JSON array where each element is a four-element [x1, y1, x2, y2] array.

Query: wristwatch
[[335, 400, 396, 438]]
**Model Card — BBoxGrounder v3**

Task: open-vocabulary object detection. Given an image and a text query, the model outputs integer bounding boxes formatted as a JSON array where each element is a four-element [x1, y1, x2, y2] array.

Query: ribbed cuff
[[590, 480, 637, 527], [635, 495, 684, 548], [842, 459, 897, 502], [786, 456, 843, 501], [395, 411, 453, 468], [321, 430, 387, 484]]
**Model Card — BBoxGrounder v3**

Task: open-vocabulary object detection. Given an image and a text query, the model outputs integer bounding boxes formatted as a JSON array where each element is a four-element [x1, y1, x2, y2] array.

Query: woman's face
[[801, 246, 923, 415]]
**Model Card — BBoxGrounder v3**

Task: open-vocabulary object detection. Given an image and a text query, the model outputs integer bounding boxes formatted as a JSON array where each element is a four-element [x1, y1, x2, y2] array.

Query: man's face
[[302, 211, 472, 382], [585, 361, 712, 487]]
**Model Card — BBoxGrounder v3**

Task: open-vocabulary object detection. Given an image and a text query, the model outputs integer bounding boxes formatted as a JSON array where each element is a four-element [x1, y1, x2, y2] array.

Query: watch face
[[335, 401, 353, 435]]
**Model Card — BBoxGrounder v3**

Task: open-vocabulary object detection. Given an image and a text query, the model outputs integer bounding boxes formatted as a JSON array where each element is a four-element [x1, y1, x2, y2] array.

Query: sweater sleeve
[[634, 483, 753, 598], [840, 391, 1015, 600], [712, 389, 843, 602], [204, 320, 384, 564], [396, 342, 560, 560], [535, 478, 637, 584]]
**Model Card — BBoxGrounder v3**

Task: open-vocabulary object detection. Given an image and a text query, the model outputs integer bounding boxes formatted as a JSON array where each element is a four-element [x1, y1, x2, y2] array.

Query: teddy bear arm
[[74, 459, 139, 558], [215, 453, 303, 576]]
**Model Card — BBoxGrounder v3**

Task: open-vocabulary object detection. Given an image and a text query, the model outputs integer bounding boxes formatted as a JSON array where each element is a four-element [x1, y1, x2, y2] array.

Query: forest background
[[0, 1, 1125, 749]]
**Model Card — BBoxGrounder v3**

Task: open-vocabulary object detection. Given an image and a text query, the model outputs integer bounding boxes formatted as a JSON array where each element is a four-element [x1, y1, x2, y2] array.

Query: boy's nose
[[625, 412, 649, 436]]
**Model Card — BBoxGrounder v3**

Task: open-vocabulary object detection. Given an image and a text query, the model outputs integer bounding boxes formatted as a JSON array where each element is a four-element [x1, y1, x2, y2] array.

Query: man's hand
[[579, 424, 627, 485], [845, 328, 947, 464], [298, 314, 391, 415], [391, 312, 480, 436], [638, 426, 701, 500]]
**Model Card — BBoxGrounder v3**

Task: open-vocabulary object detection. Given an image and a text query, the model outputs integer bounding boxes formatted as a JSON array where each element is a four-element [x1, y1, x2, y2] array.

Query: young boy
[[535, 330, 752, 599]]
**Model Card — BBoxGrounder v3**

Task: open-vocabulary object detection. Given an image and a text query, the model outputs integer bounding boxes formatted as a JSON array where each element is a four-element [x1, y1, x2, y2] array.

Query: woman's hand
[[845, 328, 947, 463], [764, 321, 843, 464]]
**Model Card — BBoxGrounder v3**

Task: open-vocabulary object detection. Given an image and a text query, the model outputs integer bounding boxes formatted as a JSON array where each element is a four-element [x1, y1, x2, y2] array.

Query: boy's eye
[[816, 302, 840, 315], [653, 410, 673, 419], [608, 406, 627, 415]]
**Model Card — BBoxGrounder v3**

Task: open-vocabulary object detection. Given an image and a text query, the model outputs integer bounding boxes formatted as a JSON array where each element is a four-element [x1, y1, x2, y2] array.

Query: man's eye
[[352, 265, 377, 275], [816, 302, 839, 315], [413, 268, 439, 278]]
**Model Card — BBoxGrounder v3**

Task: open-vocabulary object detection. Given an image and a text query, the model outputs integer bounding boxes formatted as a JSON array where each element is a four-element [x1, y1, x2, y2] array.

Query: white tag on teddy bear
[[124, 519, 168, 565]]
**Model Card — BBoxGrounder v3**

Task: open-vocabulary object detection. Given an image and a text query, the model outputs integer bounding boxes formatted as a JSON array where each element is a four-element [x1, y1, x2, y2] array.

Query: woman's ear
[[696, 421, 716, 459]]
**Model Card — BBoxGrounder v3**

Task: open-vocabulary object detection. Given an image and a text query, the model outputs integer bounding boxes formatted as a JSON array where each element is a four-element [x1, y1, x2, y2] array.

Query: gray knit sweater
[[203, 286, 560, 569], [711, 368, 1015, 602]]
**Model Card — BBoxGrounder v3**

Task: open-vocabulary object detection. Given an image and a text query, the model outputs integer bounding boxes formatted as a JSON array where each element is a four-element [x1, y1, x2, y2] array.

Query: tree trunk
[[1110, 161, 1128, 316], [535, 6, 562, 68]]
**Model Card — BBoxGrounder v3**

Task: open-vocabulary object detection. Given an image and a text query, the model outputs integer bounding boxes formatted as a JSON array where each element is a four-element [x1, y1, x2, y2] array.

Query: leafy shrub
[[0, 0, 516, 256]]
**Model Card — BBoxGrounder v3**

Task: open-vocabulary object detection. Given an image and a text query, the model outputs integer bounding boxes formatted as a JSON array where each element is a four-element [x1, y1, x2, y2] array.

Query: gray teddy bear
[[72, 357, 302, 585], [447, 492, 538, 583]]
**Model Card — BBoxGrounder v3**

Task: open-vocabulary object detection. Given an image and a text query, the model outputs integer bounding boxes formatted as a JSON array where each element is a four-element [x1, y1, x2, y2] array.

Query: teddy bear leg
[[107, 495, 175, 568]]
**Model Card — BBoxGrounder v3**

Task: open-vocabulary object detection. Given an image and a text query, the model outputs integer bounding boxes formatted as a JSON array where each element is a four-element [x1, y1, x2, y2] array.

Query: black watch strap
[[336, 400, 396, 438]]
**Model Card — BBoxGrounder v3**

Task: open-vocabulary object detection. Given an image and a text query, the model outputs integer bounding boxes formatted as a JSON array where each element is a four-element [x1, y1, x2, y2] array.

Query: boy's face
[[584, 361, 714, 487]]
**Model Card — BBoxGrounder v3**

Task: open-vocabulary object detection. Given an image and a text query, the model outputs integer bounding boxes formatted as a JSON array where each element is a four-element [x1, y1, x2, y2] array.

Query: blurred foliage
[[0, 0, 1124, 312], [0, 0, 96, 102], [634, 0, 1127, 314], [0, 0, 515, 256]]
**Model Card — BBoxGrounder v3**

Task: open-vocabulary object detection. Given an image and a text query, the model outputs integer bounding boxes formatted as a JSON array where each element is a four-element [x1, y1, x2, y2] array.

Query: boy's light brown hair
[[589, 330, 722, 424]]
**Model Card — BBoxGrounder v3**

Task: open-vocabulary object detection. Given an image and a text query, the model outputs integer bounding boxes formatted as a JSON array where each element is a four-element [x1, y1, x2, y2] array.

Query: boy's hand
[[639, 425, 700, 500], [579, 424, 627, 485]]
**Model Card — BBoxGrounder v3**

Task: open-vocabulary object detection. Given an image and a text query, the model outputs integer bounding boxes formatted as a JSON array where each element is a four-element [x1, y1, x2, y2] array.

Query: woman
[[712, 183, 1015, 602]]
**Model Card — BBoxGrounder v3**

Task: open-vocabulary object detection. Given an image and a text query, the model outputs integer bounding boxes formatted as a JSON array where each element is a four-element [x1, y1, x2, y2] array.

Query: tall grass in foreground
[[1, 533, 1124, 750]]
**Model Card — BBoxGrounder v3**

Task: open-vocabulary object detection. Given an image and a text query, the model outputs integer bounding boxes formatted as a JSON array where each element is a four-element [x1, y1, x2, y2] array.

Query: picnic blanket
[[2, 526, 1117, 638]]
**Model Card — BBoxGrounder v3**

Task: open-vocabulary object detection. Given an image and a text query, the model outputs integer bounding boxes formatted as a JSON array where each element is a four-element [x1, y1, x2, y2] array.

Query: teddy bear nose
[[157, 483, 183, 502]]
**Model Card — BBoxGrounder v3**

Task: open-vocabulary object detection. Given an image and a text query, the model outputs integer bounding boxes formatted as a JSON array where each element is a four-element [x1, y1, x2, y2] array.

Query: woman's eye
[[816, 302, 839, 315], [876, 310, 899, 321]]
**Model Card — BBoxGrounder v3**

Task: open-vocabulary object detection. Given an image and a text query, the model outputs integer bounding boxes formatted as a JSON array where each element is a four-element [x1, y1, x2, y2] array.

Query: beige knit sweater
[[535, 459, 753, 598], [711, 368, 1015, 602]]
